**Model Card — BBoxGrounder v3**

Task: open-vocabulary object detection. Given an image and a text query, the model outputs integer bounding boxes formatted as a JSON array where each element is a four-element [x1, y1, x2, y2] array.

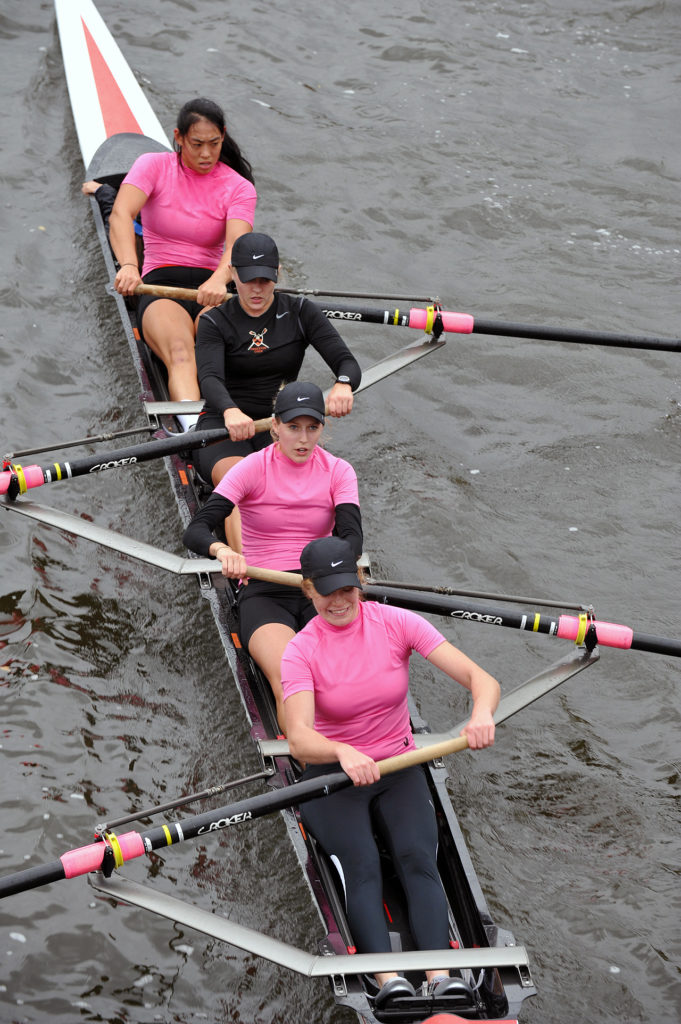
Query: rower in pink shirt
[[183, 382, 362, 729], [281, 535, 500, 1011], [108, 97, 257, 429]]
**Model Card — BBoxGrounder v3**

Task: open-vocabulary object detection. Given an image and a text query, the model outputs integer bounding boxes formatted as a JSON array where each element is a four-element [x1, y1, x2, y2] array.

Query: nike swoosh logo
[[252, 254, 265, 260], [296, 396, 311, 402], [330, 560, 343, 567], [276, 312, 288, 319]]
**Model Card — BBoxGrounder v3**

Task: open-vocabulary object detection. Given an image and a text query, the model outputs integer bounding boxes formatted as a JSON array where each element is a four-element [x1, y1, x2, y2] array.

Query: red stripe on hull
[[82, 18, 142, 137]]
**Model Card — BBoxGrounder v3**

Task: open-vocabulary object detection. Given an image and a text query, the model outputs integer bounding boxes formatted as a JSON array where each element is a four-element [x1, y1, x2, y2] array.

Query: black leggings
[[300, 764, 448, 953]]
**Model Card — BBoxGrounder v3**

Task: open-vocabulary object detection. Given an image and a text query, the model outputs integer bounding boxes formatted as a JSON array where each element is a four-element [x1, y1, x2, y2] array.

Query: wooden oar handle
[[244, 566, 303, 587], [135, 283, 200, 301], [252, 416, 274, 434], [377, 734, 469, 776]]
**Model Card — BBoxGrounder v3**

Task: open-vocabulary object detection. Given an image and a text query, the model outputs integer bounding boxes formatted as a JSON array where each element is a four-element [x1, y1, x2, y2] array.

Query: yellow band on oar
[[161, 824, 173, 847], [574, 612, 588, 646], [11, 464, 28, 494], [392, 308, 400, 325], [104, 832, 125, 868], [53, 463, 63, 481], [424, 305, 435, 334], [532, 613, 541, 632]]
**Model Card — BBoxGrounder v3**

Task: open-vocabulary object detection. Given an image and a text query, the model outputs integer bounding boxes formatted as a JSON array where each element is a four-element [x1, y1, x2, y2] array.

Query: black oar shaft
[[314, 301, 681, 353], [0, 860, 66, 899], [629, 632, 681, 657], [365, 585, 681, 657], [97, 770, 272, 832], [472, 318, 681, 353], [0, 428, 231, 498], [366, 584, 560, 636], [0, 773, 351, 899], [141, 772, 350, 852]]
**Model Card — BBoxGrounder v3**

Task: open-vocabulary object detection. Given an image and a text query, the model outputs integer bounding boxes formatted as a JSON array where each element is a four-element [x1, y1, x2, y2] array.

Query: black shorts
[[137, 266, 215, 333], [237, 577, 316, 650], [192, 413, 272, 482]]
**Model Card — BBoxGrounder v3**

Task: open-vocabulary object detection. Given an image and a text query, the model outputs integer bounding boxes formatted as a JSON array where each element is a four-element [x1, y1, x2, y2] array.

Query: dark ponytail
[[175, 98, 255, 184]]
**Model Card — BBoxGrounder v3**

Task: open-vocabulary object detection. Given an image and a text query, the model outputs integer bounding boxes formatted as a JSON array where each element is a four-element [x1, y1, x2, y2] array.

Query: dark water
[[1, 1, 680, 1022]]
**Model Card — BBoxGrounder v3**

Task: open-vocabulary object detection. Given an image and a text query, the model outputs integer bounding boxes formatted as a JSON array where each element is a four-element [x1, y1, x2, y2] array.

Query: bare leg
[[140, 299, 200, 401], [375, 972, 399, 987], [248, 623, 296, 734], [211, 455, 244, 552]]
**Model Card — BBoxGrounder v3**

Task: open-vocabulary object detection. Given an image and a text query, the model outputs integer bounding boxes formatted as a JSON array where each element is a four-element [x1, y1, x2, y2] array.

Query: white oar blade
[[2, 499, 216, 577], [88, 874, 530, 977], [323, 338, 446, 402]]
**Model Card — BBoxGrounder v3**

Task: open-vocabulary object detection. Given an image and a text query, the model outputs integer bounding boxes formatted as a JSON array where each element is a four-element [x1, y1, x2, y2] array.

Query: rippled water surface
[[1, 1, 680, 1022]]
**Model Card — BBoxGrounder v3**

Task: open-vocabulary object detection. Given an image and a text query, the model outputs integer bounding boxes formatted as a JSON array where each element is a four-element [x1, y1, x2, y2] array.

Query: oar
[[1, 327, 444, 499], [364, 583, 681, 658], [0, 643, 596, 901], [0, 497, 305, 580], [0, 424, 270, 499], [136, 286, 681, 353], [4, 499, 679, 658], [315, 301, 681, 353]]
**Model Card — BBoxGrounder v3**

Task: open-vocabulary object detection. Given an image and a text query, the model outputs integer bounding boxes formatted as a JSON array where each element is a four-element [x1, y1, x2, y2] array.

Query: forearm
[[305, 306, 362, 391], [206, 251, 233, 287], [182, 493, 235, 556], [212, 219, 253, 285], [333, 503, 363, 558], [108, 207, 139, 268], [200, 373, 238, 415], [426, 641, 499, 748], [287, 720, 347, 764], [468, 667, 501, 718]]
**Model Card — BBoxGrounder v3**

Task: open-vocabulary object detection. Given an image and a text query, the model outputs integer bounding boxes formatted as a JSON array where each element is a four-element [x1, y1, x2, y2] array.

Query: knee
[[393, 841, 438, 880], [166, 337, 196, 366]]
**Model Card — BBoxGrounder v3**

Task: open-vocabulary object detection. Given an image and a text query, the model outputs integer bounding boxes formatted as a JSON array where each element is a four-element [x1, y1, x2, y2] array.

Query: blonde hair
[[302, 565, 366, 600]]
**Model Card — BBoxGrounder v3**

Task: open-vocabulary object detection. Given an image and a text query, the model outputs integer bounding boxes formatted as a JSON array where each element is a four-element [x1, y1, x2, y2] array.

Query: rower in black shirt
[[193, 232, 361, 550]]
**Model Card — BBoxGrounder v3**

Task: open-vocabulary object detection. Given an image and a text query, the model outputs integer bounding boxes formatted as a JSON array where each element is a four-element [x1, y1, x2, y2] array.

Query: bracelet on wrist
[[119, 262, 138, 269]]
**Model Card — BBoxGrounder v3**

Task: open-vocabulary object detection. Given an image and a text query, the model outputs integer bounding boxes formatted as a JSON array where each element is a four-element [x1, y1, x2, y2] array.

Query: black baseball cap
[[230, 232, 279, 282], [300, 537, 362, 595], [273, 381, 325, 423]]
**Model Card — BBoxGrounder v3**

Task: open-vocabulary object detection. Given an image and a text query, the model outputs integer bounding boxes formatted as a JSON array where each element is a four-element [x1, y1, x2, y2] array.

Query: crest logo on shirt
[[248, 328, 269, 353]]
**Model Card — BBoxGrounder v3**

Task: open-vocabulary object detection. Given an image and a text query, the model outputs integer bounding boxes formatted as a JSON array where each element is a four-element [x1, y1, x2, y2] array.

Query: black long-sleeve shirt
[[196, 293, 361, 421]]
